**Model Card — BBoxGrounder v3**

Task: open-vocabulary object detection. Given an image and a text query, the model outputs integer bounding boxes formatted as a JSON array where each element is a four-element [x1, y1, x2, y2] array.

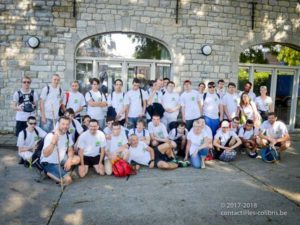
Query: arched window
[[75, 32, 172, 93]]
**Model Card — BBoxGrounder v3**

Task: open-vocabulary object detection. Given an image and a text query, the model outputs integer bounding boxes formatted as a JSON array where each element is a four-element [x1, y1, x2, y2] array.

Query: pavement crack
[[229, 162, 300, 208], [46, 189, 65, 225]]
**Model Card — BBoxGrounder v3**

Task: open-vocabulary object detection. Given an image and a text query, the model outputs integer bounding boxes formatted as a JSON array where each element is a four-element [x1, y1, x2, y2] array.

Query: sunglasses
[[23, 81, 31, 84], [28, 122, 36, 125], [208, 86, 215, 89]]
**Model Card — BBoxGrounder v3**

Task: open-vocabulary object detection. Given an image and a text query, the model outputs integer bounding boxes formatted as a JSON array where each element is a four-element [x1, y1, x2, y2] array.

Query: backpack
[[31, 132, 69, 172], [106, 92, 125, 119], [261, 146, 280, 163], [18, 90, 36, 112], [71, 119, 79, 142], [112, 159, 133, 177], [203, 92, 220, 101], [133, 128, 145, 136], [59, 91, 70, 117], [23, 128, 39, 140]]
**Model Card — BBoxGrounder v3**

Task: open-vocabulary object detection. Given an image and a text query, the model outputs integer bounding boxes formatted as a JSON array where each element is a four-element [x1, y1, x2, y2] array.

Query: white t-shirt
[[40, 132, 73, 164], [77, 130, 106, 157], [85, 90, 107, 120], [13, 89, 39, 121], [217, 88, 226, 99], [55, 119, 83, 143], [214, 130, 238, 147], [222, 92, 240, 119], [128, 128, 150, 139], [40, 85, 63, 119], [187, 130, 207, 156], [17, 127, 47, 149], [161, 91, 180, 119], [239, 102, 258, 120], [148, 122, 168, 139], [129, 142, 151, 166], [238, 126, 259, 140], [260, 120, 288, 139], [180, 90, 201, 120], [63, 91, 85, 116], [202, 92, 221, 119], [255, 96, 272, 112], [168, 128, 188, 140], [124, 89, 148, 118], [190, 125, 212, 139], [103, 126, 127, 137], [107, 134, 128, 154], [107, 92, 126, 121]]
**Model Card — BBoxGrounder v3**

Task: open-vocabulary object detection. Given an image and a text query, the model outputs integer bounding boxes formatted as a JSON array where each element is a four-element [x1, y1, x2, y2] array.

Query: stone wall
[[0, 0, 299, 132]]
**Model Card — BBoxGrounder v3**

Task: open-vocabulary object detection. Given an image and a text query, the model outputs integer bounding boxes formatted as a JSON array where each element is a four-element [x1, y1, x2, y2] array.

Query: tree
[[240, 48, 268, 64], [277, 47, 300, 66]]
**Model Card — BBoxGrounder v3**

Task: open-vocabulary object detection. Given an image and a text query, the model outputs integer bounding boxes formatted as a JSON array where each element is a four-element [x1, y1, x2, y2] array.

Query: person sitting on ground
[[213, 120, 242, 162], [184, 120, 210, 169], [168, 122, 188, 157], [238, 119, 259, 158], [77, 119, 106, 178], [231, 116, 241, 134], [81, 115, 91, 131], [129, 134, 179, 170], [17, 116, 47, 166], [103, 117, 127, 141], [148, 113, 177, 150], [104, 121, 129, 175], [40, 116, 80, 185], [128, 118, 150, 145], [257, 112, 290, 152]]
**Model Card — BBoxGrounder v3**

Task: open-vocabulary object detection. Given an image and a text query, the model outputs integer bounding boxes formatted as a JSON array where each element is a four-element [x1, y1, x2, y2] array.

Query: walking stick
[[51, 104, 64, 192]]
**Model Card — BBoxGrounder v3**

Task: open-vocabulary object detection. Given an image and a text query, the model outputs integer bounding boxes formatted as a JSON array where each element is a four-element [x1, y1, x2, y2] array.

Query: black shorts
[[83, 155, 100, 167], [153, 147, 169, 167]]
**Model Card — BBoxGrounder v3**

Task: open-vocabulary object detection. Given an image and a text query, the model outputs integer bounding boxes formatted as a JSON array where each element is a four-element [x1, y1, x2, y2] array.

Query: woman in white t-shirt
[[255, 86, 273, 121], [237, 92, 260, 127], [185, 120, 210, 169]]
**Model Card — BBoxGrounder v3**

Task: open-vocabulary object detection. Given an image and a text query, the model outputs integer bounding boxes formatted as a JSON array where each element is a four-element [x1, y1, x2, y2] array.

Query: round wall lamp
[[201, 45, 212, 56], [27, 36, 40, 48]]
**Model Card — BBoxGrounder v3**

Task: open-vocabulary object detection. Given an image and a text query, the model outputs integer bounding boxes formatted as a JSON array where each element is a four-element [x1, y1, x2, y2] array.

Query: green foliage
[[277, 47, 300, 66], [240, 48, 268, 64]]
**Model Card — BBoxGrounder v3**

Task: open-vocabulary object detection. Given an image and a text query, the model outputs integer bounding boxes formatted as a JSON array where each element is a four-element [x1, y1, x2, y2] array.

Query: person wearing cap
[[180, 80, 202, 130], [213, 120, 242, 162], [201, 81, 223, 137]]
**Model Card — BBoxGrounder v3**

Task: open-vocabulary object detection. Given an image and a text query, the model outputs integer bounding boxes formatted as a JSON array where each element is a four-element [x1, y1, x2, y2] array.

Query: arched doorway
[[238, 43, 300, 130], [75, 32, 172, 93]]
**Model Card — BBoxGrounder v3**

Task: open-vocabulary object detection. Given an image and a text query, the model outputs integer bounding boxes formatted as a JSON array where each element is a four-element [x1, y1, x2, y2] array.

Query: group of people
[[13, 74, 290, 185]]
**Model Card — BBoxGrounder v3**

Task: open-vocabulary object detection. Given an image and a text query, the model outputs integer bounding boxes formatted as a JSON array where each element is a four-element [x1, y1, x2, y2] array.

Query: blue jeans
[[190, 148, 209, 168], [42, 162, 68, 179], [204, 116, 220, 137], [128, 117, 142, 129], [98, 119, 105, 130], [40, 118, 54, 133]]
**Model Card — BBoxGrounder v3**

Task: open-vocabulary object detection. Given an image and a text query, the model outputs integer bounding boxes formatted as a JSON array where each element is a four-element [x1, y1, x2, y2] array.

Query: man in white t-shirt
[[239, 81, 256, 102], [216, 79, 226, 99], [103, 117, 127, 141], [146, 79, 163, 122], [77, 119, 106, 177], [104, 121, 129, 175], [258, 112, 290, 152], [168, 122, 188, 157], [17, 116, 47, 164], [124, 78, 147, 129], [61, 80, 85, 120], [238, 119, 259, 158], [148, 113, 176, 150], [128, 118, 150, 145], [40, 117, 80, 185], [197, 82, 206, 100], [222, 82, 240, 121], [12, 76, 38, 136], [201, 81, 223, 136], [213, 121, 242, 162], [107, 79, 126, 125], [40, 74, 63, 133], [161, 81, 180, 128], [180, 80, 201, 130], [85, 78, 108, 129]]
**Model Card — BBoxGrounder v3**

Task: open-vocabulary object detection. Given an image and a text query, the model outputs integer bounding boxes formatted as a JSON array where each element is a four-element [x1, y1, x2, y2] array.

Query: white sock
[[201, 156, 206, 169]]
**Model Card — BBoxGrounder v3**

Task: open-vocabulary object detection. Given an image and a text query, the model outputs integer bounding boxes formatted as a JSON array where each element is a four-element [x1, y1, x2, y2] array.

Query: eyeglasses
[[208, 86, 215, 89], [28, 122, 36, 125], [23, 81, 31, 84]]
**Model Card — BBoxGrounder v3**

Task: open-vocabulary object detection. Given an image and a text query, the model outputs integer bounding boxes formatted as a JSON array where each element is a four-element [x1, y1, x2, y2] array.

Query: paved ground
[[0, 134, 299, 225]]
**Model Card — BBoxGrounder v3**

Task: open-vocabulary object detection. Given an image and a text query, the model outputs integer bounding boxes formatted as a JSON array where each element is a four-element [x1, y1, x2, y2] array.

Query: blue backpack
[[261, 146, 280, 163]]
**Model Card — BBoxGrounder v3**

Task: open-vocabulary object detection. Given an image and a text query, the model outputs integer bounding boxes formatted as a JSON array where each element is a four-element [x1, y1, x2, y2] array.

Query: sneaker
[[248, 151, 258, 158], [178, 160, 189, 168], [24, 160, 30, 168], [18, 158, 24, 164]]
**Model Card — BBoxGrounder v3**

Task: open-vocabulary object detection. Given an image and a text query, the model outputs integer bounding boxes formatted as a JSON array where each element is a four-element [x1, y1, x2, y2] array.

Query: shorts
[[42, 162, 68, 179], [83, 155, 100, 166], [153, 147, 169, 167]]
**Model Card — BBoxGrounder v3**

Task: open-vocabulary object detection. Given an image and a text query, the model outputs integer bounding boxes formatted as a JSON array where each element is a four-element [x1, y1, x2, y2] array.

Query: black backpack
[[71, 119, 80, 142], [203, 92, 220, 101], [22, 128, 39, 140], [18, 90, 36, 112], [107, 92, 125, 119]]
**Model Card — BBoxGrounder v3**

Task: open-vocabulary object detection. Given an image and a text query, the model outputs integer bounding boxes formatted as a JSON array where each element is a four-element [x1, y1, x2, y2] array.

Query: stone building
[[0, 0, 299, 132]]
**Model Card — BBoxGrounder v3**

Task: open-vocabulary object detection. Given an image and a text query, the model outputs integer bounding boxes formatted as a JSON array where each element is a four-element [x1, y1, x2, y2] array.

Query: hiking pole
[[51, 104, 64, 192]]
